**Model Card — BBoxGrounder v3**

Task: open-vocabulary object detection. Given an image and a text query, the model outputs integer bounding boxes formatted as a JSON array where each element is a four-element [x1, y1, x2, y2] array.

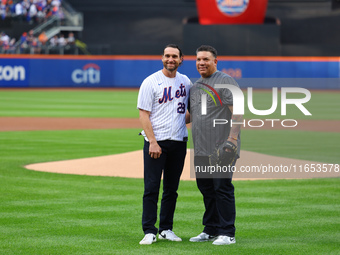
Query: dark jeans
[[194, 156, 236, 237], [142, 140, 187, 235]]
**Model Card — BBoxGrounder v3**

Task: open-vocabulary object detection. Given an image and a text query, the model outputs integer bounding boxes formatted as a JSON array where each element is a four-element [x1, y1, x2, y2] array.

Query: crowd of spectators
[[20, 30, 76, 53], [1, 0, 63, 24], [0, 30, 16, 53], [0, 0, 82, 54], [0, 29, 76, 54]]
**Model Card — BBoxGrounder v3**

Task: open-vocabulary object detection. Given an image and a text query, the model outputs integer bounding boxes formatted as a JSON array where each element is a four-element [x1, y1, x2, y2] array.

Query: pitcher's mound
[[25, 150, 339, 180]]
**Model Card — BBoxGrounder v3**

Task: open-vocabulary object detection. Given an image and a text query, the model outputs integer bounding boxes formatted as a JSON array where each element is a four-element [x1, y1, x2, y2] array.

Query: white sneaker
[[189, 232, 217, 242], [139, 233, 156, 245], [212, 235, 236, 245], [158, 230, 182, 241]]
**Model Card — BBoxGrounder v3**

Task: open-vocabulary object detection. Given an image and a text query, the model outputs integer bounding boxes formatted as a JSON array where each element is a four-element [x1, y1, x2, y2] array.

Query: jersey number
[[177, 102, 186, 114]]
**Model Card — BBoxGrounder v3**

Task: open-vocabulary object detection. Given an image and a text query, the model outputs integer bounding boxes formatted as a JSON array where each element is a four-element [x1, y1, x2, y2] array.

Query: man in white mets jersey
[[137, 44, 191, 245]]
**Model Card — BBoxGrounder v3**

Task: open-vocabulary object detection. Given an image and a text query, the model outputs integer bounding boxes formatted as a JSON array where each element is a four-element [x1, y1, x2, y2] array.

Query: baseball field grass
[[0, 89, 339, 119], [0, 89, 339, 254]]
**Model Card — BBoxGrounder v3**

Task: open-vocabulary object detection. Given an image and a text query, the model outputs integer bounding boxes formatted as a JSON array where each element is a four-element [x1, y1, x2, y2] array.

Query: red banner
[[196, 0, 268, 24]]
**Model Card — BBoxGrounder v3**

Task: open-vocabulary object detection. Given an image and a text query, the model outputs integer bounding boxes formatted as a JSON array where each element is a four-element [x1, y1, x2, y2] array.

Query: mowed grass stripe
[[0, 90, 139, 118], [241, 129, 340, 164], [0, 90, 339, 119], [0, 128, 339, 164]]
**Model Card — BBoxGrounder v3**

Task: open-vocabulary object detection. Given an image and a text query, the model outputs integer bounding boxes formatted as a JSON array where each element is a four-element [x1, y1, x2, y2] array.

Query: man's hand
[[209, 141, 237, 167], [139, 109, 162, 159], [149, 140, 162, 159]]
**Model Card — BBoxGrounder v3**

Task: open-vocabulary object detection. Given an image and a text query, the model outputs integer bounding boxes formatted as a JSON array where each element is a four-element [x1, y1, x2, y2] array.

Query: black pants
[[142, 140, 187, 235], [194, 156, 236, 237]]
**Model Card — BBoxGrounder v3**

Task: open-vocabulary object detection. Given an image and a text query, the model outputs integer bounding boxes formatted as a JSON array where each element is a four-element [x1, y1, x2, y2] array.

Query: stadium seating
[[2, 0, 340, 56]]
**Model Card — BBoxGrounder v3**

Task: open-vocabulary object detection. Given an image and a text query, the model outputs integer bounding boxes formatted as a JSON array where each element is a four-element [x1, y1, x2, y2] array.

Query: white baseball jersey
[[137, 70, 191, 142]]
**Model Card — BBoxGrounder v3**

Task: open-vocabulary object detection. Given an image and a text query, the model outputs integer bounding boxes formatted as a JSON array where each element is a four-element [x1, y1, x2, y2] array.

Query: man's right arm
[[139, 109, 162, 159]]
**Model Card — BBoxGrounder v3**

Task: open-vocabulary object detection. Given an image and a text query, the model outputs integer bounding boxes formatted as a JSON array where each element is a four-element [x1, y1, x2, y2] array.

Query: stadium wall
[[0, 55, 339, 89]]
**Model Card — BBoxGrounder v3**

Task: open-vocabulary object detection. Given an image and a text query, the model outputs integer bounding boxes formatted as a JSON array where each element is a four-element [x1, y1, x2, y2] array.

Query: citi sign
[[0, 65, 25, 81], [71, 63, 100, 84]]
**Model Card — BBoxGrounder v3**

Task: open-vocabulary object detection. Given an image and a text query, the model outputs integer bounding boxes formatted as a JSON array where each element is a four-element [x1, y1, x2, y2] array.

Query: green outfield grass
[[0, 89, 339, 254], [241, 129, 340, 164], [0, 89, 339, 119], [0, 90, 139, 118]]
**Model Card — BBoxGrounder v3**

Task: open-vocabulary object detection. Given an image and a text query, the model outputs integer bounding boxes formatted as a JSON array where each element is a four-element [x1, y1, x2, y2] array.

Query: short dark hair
[[163, 44, 183, 58], [196, 45, 217, 58]]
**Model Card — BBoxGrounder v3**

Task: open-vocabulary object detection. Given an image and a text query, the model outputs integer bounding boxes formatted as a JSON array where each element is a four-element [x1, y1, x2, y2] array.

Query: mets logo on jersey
[[216, 0, 249, 16]]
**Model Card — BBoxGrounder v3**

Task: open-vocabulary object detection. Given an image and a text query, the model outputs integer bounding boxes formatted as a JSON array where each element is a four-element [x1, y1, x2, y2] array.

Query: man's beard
[[164, 63, 178, 72]]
